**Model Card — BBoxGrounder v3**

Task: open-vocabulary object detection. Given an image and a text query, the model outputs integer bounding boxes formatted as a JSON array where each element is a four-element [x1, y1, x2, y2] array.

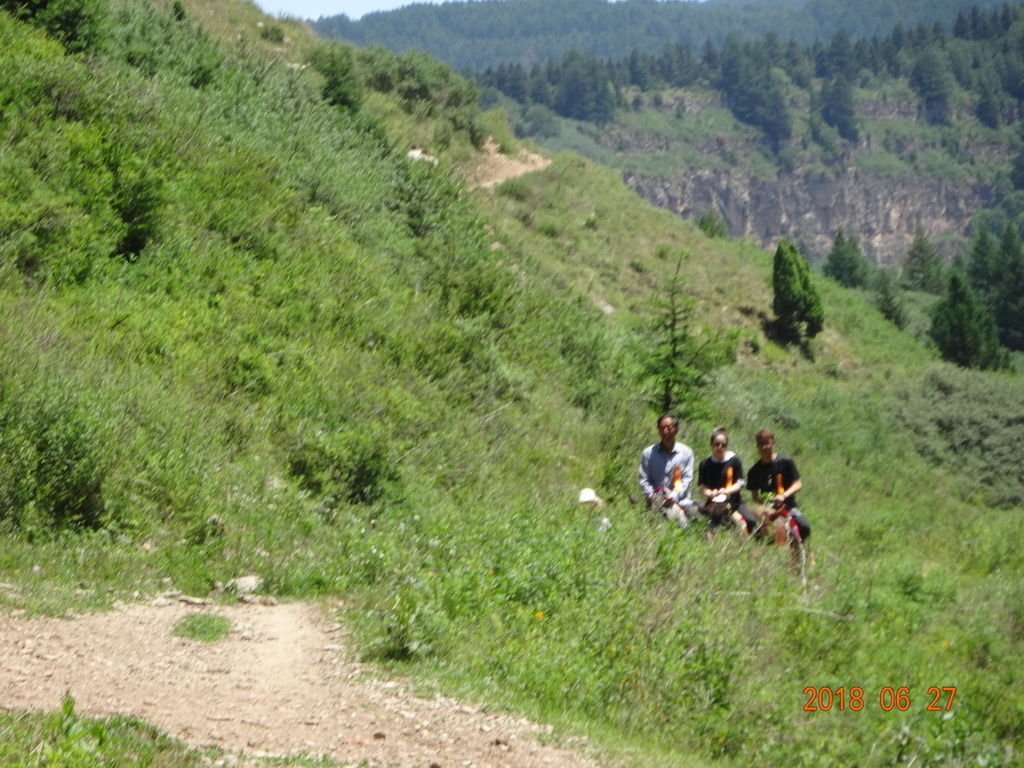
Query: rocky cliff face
[[606, 89, 1005, 266], [623, 167, 993, 265]]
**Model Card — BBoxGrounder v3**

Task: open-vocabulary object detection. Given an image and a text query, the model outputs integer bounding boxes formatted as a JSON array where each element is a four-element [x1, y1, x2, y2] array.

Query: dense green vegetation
[[473, 4, 1024, 367], [1, 1, 1022, 767], [479, 4, 1024, 143], [0, 695, 206, 767], [313, 0, 1011, 71]]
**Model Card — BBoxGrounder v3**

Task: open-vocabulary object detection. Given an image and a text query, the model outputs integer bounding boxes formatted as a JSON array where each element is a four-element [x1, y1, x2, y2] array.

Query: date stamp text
[[802, 686, 957, 713]]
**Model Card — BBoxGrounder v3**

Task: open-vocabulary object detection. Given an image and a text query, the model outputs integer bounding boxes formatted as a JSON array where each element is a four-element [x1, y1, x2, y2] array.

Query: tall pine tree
[[929, 272, 1008, 369], [823, 229, 870, 287], [966, 227, 1000, 309], [873, 269, 907, 329], [820, 74, 858, 142], [772, 239, 824, 341], [993, 226, 1024, 350], [902, 227, 945, 293]]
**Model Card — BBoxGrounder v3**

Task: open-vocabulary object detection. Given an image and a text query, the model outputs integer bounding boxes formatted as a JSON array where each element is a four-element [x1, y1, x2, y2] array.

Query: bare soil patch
[[0, 599, 598, 767], [464, 139, 551, 189]]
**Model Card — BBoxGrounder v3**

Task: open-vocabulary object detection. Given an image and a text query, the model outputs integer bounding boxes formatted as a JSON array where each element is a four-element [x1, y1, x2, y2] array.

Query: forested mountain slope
[[479, 3, 1024, 258], [313, 0, 1010, 71], [0, 1, 1021, 766]]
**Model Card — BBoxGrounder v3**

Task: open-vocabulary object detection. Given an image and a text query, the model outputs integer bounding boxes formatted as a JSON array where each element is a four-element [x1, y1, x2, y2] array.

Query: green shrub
[[697, 209, 727, 238], [0, 693, 207, 765], [3, 0, 106, 53], [0, 382, 110, 534], [895, 365, 1024, 507], [108, 150, 164, 259], [309, 42, 361, 110], [258, 23, 283, 43], [287, 428, 401, 510]]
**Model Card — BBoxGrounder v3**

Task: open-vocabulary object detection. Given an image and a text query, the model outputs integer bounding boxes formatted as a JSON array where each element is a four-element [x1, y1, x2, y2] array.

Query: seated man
[[745, 428, 811, 545], [638, 413, 696, 528]]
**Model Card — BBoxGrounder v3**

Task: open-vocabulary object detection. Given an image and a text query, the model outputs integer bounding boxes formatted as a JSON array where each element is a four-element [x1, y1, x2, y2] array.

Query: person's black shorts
[[788, 507, 811, 541]]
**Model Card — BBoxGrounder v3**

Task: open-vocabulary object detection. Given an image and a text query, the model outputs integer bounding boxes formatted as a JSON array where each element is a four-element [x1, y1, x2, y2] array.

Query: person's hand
[[772, 494, 786, 508]]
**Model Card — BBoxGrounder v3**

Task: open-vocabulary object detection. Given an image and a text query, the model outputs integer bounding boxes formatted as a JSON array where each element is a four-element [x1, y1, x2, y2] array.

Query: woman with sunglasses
[[697, 427, 759, 538]]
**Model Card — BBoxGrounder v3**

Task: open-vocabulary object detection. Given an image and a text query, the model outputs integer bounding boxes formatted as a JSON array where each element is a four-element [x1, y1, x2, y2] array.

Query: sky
[[254, 0, 445, 21], [255, 0, 654, 22]]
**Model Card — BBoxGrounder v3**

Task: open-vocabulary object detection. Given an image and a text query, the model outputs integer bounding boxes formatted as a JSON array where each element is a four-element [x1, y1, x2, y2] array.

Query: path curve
[[465, 138, 551, 189], [0, 599, 598, 767]]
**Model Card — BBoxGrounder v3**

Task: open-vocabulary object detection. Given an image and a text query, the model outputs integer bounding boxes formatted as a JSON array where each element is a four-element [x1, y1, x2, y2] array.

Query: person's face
[[658, 418, 678, 446], [711, 435, 728, 458], [757, 435, 775, 460]]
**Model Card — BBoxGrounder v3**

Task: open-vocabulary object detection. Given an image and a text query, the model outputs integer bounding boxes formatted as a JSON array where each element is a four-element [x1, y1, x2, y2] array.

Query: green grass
[[0, 694, 209, 767], [172, 613, 232, 642]]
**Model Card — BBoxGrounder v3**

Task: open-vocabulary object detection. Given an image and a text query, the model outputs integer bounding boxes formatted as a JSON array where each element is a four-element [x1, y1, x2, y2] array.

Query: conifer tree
[[993, 227, 1024, 350], [966, 227, 1000, 308], [902, 227, 945, 293], [820, 74, 858, 142], [823, 229, 870, 287], [975, 76, 1002, 128], [873, 269, 906, 329], [910, 45, 954, 124], [646, 254, 733, 412], [310, 45, 362, 111], [772, 239, 824, 341], [929, 272, 1008, 369]]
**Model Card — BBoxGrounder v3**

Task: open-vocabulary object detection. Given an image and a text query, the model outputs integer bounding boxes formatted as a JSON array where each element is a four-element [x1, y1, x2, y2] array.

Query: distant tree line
[[313, 0, 1011, 73], [821, 224, 1023, 370], [477, 4, 1024, 135]]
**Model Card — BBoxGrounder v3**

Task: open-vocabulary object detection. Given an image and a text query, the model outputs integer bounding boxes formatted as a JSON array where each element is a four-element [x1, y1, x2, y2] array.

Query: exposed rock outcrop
[[624, 168, 993, 265]]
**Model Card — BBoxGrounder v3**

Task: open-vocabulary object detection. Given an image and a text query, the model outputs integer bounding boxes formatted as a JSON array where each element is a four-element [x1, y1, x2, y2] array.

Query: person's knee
[[791, 509, 811, 541]]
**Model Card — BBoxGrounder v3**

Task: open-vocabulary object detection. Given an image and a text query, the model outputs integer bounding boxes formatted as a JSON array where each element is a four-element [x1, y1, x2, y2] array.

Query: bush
[[309, 43, 361, 110], [4, 0, 106, 53], [108, 149, 164, 259], [287, 428, 401, 510], [697, 210, 728, 238], [0, 382, 109, 533], [895, 365, 1023, 506]]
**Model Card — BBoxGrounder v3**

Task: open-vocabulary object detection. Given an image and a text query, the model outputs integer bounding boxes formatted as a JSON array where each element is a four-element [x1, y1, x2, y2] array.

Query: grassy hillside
[[1, 1, 1022, 767]]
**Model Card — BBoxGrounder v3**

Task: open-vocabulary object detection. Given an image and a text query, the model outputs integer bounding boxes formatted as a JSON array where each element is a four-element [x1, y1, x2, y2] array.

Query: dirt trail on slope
[[0, 600, 598, 767], [464, 138, 551, 189]]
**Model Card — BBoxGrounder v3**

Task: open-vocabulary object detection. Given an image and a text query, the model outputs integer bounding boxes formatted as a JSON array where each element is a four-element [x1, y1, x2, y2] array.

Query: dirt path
[[464, 138, 551, 189], [0, 599, 598, 767], [0, 142, 584, 768]]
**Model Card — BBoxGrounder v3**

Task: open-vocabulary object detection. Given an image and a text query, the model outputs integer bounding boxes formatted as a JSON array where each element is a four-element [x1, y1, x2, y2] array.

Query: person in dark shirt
[[746, 428, 811, 545], [697, 426, 758, 538]]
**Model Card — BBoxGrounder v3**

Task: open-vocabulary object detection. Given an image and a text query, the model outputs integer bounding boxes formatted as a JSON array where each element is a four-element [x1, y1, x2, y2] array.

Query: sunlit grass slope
[[0, 1, 1021, 767], [470, 155, 1023, 766]]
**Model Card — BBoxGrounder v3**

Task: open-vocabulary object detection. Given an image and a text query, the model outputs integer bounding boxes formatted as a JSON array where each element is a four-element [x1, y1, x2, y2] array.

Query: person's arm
[[697, 459, 713, 498], [773, 456, 801, 507], [746, 465, 763, 504], [778, 477, 802, 504], [638, 449, 655, 501], [725, 477, 745, 496], [674, 449, 694, 504]]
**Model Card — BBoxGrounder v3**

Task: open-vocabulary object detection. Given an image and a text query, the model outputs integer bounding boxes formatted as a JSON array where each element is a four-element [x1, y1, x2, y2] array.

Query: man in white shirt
[[638, 413, 696, 528]]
